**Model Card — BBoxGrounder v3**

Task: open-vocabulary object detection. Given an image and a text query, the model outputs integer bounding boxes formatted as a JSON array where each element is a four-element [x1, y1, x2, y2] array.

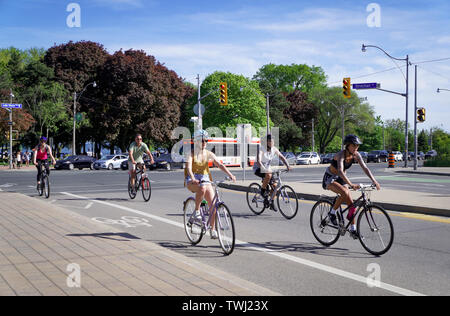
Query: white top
[[253, 146, 280, 173]]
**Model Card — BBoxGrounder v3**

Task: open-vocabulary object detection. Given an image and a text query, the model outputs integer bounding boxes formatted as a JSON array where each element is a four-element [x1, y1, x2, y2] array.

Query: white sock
[[351, 224, 357, 231], [330, 209, 337, 215]]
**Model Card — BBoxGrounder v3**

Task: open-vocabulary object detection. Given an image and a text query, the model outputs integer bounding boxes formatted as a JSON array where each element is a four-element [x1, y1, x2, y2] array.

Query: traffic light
[[219, 82, 228, 106], [343, 77, 351, 98], [417, 108, 426, 122]]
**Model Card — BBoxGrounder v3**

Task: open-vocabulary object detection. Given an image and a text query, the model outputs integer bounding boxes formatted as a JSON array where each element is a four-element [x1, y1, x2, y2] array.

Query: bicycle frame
[[188, 181, 224, 230]]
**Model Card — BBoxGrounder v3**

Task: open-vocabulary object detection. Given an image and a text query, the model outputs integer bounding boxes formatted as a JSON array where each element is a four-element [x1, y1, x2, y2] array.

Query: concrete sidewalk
[[220, 180, 450, 217], [389, 167, 450, 177], [0, 192, 279, 296]]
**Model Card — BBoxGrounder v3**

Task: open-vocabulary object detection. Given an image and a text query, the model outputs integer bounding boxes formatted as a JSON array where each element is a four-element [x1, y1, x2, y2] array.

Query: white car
[[296, 153, 321, 165], [94, 154, 128, 170], [393, 151, 403, 162]]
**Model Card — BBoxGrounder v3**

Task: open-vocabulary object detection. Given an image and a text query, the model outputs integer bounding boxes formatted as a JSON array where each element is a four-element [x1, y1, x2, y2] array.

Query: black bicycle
[[246, 169, 298, 220], [37, 161, 50, 199], [128, 163, 151, 201], [310, 184, 394, 256]]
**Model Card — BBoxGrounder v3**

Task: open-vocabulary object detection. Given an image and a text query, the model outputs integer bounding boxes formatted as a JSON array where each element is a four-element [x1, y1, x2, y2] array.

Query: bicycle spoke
[[277, 185, 298, 220], [310, 200, 341, 246], [183, 198, 203, 245], [246, 183, 266, 215], [357, 206, 394, 256], [216, 204, 235, 255]]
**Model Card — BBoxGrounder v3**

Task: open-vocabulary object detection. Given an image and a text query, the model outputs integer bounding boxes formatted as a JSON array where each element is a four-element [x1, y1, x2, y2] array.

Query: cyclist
[[253, 134, 291, 210], [33, 137, 56, 190], [128, 134, 155, 192], [185, 129, 236, 239], [322, 134, 381, 239]]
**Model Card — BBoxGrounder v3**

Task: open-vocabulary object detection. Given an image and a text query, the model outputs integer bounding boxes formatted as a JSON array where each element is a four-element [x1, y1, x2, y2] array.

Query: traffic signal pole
[[414, 65, 418, 171], [9, 90, 13, 170]]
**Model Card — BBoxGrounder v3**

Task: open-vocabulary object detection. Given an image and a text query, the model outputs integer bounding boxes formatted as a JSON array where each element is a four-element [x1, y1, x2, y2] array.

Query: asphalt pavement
[[1, 164, 449, 296]]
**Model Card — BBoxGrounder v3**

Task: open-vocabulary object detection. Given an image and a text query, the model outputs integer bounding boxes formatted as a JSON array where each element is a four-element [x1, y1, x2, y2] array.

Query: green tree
[[199, 71, 267, 134]]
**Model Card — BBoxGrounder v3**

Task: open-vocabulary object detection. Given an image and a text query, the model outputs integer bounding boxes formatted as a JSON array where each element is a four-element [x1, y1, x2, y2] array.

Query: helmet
[[344, 134, 363, 146], [193, 129, 209, 142], [40, 136, 48, 142]]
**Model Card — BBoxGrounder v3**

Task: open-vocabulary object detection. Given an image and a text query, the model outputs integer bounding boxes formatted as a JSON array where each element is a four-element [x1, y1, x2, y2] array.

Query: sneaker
[[270, 201, 277, 212], [210, 229, 218, 239], [349, 229, 360, 240], [329, 212, 338, 226]]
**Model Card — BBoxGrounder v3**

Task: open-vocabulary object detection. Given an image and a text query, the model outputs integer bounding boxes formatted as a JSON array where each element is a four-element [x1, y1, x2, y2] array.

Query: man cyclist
[[253, 134, 291, 210], [33, 137, 56, 190], [185, 129, 236, 239], [322, 134, 381, 239], [128, 134, 155, 192]]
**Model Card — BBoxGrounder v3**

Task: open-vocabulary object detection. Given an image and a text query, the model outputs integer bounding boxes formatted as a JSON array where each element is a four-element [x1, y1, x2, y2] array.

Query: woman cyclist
[[185, 130, 236, 239], [322, 134, 380, 239], [33, 137, 56, 190]]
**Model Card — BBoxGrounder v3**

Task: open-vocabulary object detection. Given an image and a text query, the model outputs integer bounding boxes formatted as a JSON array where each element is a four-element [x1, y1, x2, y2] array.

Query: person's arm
[[356, 152, 381, 190], [47, 145, 56, 165], [145, 145, 154, 164], [336, 152, 359, 190], [210, 151, 236, 182], [276, 149, 291, 171], [32, 147, 37, 165], [129, 147, 136, 165], [186, 153, 198, 184]]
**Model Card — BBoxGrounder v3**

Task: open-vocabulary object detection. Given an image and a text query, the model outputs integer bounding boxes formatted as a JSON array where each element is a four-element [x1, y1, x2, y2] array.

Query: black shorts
[[322, 171, 345, 190], [254, 168, 268, 179]]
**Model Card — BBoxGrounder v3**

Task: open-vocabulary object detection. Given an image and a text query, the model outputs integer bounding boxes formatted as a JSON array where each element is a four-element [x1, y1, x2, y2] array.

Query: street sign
[[1, 103, 22, 109], [7, 121, 13, 126], [193, 103, 205, 116], [352, 83, 380, 90], [75, 113, 83, 122]]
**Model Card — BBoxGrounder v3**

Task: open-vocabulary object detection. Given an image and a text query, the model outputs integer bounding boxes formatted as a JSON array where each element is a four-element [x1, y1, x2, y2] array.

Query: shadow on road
[[67, 232, 140, 241]]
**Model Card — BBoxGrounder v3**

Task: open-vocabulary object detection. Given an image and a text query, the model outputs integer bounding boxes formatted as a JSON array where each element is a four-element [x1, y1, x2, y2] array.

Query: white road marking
[[61, 191, 426, 296], [84, 202, 94, 209]]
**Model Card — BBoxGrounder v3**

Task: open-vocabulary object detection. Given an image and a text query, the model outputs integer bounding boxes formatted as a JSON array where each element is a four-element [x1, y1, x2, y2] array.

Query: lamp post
[[8, 89, 14, 169], [437, 88, 450, 93], [73, 81, 97, 155], [362, 44, 409, 168]]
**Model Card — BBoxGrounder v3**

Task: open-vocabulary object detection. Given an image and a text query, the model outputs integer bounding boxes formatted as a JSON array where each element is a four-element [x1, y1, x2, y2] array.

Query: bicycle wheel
[[128, 177, 137, 199], [246, 183, 266, 215], [38, 176, 44, 196], [310, 200, 341, 246], [357, 205, 394, 256], [141, 177, 151, 202], [43, 176, 50, 199], [216, 203, 235, 255], [183, 198, 203, 245], [277, 185, 299, 220]]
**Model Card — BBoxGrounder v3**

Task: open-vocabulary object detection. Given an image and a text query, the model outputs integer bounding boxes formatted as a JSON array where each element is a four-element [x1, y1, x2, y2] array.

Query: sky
[[1, 0, 449, 132]]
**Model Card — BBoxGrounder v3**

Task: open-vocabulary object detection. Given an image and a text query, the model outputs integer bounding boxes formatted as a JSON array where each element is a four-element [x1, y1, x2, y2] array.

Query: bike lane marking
[[60, 191, 426, 296]]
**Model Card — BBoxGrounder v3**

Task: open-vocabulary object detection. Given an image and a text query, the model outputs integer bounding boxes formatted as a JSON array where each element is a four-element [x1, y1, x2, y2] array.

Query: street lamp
[[437, 88, 450, 93], [362, 44, 410, 168], [73, 81, 97, 155]]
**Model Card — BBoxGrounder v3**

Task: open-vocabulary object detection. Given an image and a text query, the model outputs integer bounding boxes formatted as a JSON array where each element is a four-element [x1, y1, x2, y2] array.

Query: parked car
[[425, 150, 438, 160], [367, 150, 388, 163], [321, 153, 335, 164], [94, 154, 128, 170], [281, 152, 298, 166], [296, 152, 321, 165], [403, 151, 412, 161], [54, 155, 96, 170], [410, 151, 425, 160], [392, 151, 403, 162], [151, 153, 184, 171]]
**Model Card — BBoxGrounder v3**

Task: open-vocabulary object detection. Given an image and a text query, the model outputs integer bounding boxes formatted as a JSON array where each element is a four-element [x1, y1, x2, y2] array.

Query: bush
[[424, 153, 450, 167]]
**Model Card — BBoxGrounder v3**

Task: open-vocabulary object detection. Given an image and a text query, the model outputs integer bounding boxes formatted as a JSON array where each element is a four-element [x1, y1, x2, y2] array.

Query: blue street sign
[[352, 83, 380, 90], [1, 103, 22, 109]]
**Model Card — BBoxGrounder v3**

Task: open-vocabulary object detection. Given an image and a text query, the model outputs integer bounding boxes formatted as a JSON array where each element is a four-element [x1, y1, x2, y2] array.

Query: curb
[[394, 170, 450, 177], [219, 183, 450, 218]]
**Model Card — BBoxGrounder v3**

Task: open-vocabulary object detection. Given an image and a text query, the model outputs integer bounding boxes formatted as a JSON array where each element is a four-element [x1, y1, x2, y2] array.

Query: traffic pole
[[9, 89, 13, 169], [414, 65, 418, 171]]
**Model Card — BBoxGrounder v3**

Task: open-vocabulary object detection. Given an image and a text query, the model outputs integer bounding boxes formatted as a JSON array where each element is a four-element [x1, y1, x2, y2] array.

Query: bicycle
[[128, 163, 151, 202], [310, 184, 394, 256], [246, 169, 298, 220], [183, 178, 235, 255], [36, 161, 50, 199]]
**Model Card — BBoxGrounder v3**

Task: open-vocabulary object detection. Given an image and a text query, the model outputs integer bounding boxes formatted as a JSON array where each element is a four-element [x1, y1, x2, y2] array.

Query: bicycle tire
[[141, 177, 151, 202], [38, 175, 44, 196], [310, 199, 341, 247], [43, 175, 50, 199], [183, 197, 203, 245], [277, 185, 299, 220], [246, 183, 266, 215], [128, 177, 137, 199], [357, 205, 394, 256], [216, 203, 235, 256]]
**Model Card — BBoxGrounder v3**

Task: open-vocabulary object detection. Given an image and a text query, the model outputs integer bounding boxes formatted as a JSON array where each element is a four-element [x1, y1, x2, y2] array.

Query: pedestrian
[[24, 151, 30, 167], [16, 151, 22, 169]]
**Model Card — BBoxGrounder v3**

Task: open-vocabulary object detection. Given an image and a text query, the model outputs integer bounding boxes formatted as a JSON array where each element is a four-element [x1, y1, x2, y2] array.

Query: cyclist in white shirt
[[253, 134, 291, 209]]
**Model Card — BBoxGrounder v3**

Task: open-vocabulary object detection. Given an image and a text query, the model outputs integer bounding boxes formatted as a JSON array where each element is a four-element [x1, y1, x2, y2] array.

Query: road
[[1, 163, 449, 296]]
